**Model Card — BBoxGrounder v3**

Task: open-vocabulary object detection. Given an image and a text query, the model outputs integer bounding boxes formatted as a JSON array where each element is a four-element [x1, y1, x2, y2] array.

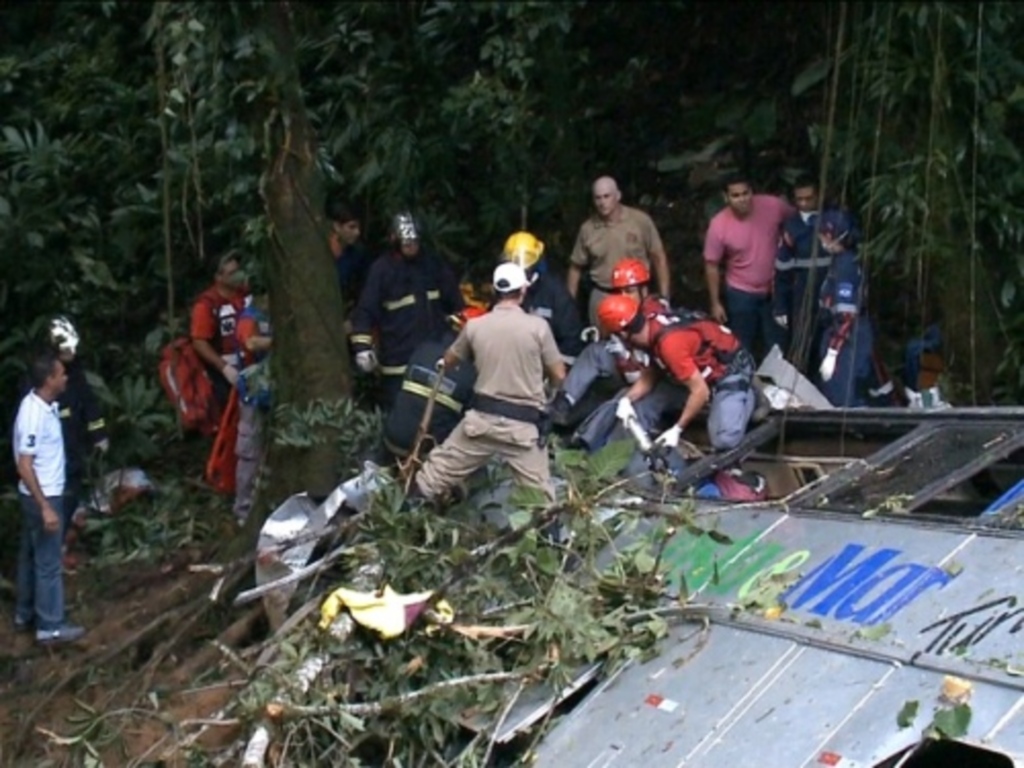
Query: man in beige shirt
[[567, 176, 670, 327], [414, 263, 566, 504]]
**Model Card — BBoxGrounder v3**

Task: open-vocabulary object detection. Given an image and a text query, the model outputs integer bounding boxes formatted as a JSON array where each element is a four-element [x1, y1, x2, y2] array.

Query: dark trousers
[[724, 286, 785, 362]]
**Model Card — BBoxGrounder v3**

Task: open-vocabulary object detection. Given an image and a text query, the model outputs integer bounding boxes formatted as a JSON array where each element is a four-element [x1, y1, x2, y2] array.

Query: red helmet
[[611, 258, 650, 290], [597, 294, 643, 335]]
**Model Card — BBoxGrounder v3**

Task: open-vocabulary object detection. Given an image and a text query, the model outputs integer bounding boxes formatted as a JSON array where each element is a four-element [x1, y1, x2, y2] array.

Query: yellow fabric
[[320, 585, 436, 639], [318, 586, 455, 640], [381, 364, 408, 376], [426, 289, 440, 300]]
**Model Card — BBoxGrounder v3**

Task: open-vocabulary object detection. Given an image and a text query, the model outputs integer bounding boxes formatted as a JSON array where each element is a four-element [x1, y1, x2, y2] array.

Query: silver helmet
[[49, 315, 80, 355], [390, 211, 420, 244]]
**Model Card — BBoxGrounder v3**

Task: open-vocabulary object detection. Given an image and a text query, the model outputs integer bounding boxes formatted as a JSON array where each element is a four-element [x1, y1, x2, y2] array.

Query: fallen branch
[[268, 669, 537, 720], [482, 679, 526, 766], [234, 541, 356, 606]]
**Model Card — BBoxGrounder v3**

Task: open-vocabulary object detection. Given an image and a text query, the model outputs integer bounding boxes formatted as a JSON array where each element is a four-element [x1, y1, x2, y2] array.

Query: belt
[[471, 394, 543, 425]]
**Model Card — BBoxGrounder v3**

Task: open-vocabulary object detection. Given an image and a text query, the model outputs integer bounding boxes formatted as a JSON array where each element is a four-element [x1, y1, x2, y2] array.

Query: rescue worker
[[773, 178, 860, 371], [44, 317, 108, 568], [815, 210, 876, 407], [501, 231, 584, 364], [597, 293, 756, 453], [190, 251, 250, 411], [234, 294, 272, 524], [349, 210, 464, 410], [568, 176, 671, 326], [382, 308, 484, 461], [552, 258, 682, 450], [414, 263, 565, 504]]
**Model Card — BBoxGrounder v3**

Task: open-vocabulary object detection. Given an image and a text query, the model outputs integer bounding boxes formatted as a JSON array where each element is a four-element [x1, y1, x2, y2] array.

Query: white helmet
[[49, 315, 80, 355], [493, 262, 530, 294]]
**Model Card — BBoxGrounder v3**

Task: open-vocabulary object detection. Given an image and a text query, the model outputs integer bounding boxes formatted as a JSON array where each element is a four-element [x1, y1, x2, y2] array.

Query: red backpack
[[159, 337, 221, 435]]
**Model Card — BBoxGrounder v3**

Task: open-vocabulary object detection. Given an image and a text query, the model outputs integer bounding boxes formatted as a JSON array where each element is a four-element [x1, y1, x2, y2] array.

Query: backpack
[[159, 337, 221, 435], [649, 310, 740, 382]]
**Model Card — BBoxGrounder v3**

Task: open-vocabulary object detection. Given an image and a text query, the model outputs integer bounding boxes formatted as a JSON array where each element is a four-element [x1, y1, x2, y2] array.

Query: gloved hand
[[615, 396, 637, 424], [654, 424, 683, 450], [581, 326, 600, 344], [95, 438, 110, 455], [819, 348, 839, 382], [355, 350, 378, 373], [605, 335, 628, 358], [222, 364, 239, 386], [774, 314, 788, 329]]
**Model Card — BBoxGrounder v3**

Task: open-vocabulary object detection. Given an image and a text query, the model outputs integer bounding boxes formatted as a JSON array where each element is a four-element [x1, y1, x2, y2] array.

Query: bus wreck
[[242, 405, 1024, 768]]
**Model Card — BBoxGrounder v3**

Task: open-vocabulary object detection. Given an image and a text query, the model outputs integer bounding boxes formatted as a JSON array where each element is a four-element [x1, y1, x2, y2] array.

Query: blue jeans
[[15, 494, 66, 631], [724, 286, 784, 361]]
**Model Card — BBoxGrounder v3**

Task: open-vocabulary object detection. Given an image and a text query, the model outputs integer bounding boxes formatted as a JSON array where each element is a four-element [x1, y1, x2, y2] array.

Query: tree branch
[[268, 670, 537, 720]]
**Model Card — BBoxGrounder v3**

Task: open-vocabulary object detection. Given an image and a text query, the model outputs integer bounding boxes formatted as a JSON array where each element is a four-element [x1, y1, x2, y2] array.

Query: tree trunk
[[258, 1, 351, 511]]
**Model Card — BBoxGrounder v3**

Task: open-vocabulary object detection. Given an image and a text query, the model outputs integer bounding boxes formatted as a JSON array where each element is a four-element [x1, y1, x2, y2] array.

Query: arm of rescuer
[[190, 297, 230, 374], [16, 450, 60, 533]]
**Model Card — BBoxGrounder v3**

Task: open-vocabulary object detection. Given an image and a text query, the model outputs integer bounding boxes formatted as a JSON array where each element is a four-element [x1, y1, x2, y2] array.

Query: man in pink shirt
[[703, 172, 795, 359]]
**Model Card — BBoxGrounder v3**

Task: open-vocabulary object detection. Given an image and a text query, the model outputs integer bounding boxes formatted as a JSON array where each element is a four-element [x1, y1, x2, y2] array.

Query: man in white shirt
[[13, 349, 86, 645]]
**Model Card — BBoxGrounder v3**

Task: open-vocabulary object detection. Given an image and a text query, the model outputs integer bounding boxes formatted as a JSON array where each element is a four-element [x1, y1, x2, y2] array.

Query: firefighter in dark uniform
[[349, 211, 465, 410], [415, 263, 565, 504], [46, 316, 108, 565], [501, 231, 585, 365], [382, 308, 485, 460]]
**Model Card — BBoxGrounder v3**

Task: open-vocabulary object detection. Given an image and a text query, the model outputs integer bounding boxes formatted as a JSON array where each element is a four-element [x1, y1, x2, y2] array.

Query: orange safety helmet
[[611, 258, 650, 290], [597, 294, 644, 335]]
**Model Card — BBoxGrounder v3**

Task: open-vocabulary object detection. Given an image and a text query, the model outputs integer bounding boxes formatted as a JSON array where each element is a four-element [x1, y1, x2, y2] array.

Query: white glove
[[774, 314, 788, 329], [605, 335, 628, 358], [615, 396, 637, 424], [222, 364, 239, 386], [95, 439, 110, 455], [355, 350, 377, 373], [581, 326, 600, 344], [654, 424, 683, 450], [819, 348, 839, 382]]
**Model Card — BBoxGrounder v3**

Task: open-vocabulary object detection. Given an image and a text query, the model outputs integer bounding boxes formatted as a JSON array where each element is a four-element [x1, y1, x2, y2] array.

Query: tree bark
[[258, 1, 351, 509]]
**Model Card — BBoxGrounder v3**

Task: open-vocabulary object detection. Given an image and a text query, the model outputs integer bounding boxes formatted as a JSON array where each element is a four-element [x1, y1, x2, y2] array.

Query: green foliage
[[176, 446, 710, 765]]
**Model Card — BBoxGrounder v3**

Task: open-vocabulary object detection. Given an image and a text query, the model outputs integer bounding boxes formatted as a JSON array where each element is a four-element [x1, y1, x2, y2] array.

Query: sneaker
[[36, 624, 87, 646]]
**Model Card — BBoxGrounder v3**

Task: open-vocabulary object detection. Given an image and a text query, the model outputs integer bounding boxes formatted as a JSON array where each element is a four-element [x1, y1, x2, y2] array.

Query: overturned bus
[[252, 406, 1024, 768]]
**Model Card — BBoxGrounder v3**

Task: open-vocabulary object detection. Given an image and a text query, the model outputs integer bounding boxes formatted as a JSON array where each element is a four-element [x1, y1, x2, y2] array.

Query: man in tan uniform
[[414, 262, 566, 504], [567, 176, 670, 327]]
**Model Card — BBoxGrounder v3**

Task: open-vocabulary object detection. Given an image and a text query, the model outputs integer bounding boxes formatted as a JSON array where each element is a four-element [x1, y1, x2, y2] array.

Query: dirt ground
[[0, 544, 254, 766]]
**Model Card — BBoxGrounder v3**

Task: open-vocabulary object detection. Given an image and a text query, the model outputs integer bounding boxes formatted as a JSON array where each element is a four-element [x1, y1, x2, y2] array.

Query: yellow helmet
[[502, 231, 545, 271]]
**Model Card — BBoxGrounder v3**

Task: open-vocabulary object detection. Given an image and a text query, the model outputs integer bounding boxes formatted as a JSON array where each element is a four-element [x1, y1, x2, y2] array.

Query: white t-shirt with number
[[13, 391, 65, 497]]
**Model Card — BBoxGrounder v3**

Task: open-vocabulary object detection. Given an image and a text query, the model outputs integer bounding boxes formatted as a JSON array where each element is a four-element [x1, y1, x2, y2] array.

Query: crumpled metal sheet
[[255, 461, 384, 594]]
